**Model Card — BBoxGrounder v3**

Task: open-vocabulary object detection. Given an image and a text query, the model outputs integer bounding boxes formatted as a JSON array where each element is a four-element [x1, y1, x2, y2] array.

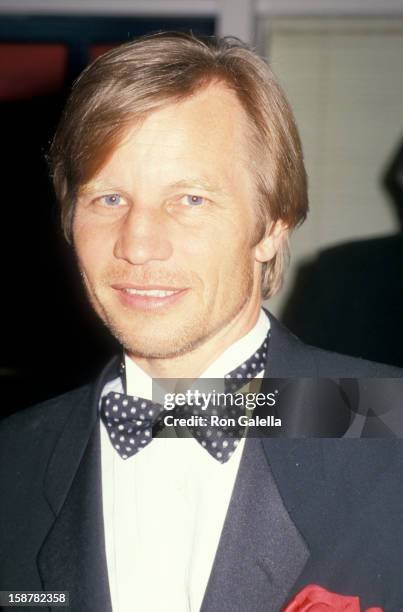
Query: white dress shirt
[[100, 309, 270, 612]]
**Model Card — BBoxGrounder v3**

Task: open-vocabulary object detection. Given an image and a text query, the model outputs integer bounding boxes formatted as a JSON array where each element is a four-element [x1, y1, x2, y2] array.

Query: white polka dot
[[122, 454, 128, 459], [106, 399, 110, 405], [211, 441, 217, 448], [233, 439, 239, 447], [206, 430, 212, 437], [113, 405, 118, 412], [252, 363, 256, 369], [237, 374, 242, 379], [223, 440, 228, 448], [130, 407, 136, 414], [122, 412, 127, 418], [114, 393, 120, 399], [201, 441, 207, 447], [115, 444, 120, 450], [145, 431, 151, 437], [111, 432, 116, 439], [141, 402, 146, 409], [136, 420, 142, 426], [242, 364, 247, 369], [125, 446, 131, 452], [141, 439, 147, 444], [254, 352, 259, 358], [247, 373, 252, 378], [105, 411, 109, 417], [148, 409, 154, 416], [129, 438, 134, 444], [216, 452, 222, 459]]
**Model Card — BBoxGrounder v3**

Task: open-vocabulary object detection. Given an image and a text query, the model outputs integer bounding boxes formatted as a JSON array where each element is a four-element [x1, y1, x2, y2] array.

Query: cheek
[[73, 227, 106, 278], [179, 217, 253, 272], [182, 230, 226, 270]]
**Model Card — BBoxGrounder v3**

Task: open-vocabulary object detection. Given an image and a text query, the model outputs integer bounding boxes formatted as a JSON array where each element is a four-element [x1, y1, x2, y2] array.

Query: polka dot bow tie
[[100, 331, 270, 463]]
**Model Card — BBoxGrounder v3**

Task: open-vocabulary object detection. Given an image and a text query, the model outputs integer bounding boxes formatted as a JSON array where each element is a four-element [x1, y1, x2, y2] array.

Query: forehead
[[86, 82, 254, 192], [138, 82, 249, 146]]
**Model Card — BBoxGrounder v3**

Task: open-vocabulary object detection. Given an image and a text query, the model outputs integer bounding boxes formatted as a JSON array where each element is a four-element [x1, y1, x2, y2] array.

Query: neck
[[127, 301, 262, 379]]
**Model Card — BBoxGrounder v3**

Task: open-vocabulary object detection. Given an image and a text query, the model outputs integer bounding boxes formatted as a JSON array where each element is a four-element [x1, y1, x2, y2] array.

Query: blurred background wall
[[264, 17, 403, 310], [0, 0, 402, 418]]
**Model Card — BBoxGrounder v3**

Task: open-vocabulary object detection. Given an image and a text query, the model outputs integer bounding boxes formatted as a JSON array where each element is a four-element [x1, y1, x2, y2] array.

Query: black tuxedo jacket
[[1, 314, 403, 612]]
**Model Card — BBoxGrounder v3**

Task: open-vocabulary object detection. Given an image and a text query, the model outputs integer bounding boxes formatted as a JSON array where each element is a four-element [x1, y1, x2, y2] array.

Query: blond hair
[[49, 31, 308, 298]]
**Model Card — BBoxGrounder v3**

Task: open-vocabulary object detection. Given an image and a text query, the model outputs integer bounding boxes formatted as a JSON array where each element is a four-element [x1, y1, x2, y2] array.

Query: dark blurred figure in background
[[283, 139, 403, 368]]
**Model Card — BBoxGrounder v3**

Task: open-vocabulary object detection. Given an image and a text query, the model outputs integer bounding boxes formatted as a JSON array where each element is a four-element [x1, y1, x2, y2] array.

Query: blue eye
[[184, 195, 204, 206], [102, 194, 122, 207]]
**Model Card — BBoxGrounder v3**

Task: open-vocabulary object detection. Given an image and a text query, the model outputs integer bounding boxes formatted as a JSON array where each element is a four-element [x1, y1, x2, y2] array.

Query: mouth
[[111, 284, 189, 311]]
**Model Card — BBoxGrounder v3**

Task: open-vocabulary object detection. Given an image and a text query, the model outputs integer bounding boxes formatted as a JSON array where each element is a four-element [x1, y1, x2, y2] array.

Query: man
[[0, 32, 402, 612]]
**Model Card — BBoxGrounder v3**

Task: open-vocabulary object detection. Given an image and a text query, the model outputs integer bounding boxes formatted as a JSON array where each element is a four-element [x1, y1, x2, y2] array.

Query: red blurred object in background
[[0, 43, 67, 100]]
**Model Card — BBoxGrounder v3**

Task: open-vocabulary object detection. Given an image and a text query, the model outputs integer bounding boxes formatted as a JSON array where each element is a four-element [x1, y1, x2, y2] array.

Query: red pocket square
[[283, 584, 383, 611]]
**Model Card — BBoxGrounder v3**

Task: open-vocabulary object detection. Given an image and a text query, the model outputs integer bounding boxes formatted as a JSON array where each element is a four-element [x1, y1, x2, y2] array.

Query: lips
[[123, 288, 176, 297]]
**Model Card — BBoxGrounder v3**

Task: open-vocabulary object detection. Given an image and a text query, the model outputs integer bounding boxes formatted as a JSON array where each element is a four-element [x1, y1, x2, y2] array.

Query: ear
[[254, 220, 288, 263]]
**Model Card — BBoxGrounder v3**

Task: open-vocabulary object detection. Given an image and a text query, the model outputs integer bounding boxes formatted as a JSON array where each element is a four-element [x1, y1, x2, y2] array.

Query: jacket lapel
[[201, 438, 310, 612], [265, 312, 317, 378], [37, 357, 120, 612]]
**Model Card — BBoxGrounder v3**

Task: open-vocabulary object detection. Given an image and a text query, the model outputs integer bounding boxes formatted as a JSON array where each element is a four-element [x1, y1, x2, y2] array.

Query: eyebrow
[[78, 181, 111, 196], [166, 178, 225, 195]]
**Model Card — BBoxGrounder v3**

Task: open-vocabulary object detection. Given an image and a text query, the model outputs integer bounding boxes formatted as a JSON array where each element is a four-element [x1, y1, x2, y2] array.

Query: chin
[[124, 326, 212, 359], [101, 315, 204, 360]]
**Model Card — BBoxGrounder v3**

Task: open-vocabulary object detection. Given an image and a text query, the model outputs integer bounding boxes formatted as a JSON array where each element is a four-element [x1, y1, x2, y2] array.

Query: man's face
[[73, 82, 275, 360]]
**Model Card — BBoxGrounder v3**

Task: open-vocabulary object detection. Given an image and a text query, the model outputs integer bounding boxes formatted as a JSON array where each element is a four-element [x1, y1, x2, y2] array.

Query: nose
[[113, 205, 173, 265]]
